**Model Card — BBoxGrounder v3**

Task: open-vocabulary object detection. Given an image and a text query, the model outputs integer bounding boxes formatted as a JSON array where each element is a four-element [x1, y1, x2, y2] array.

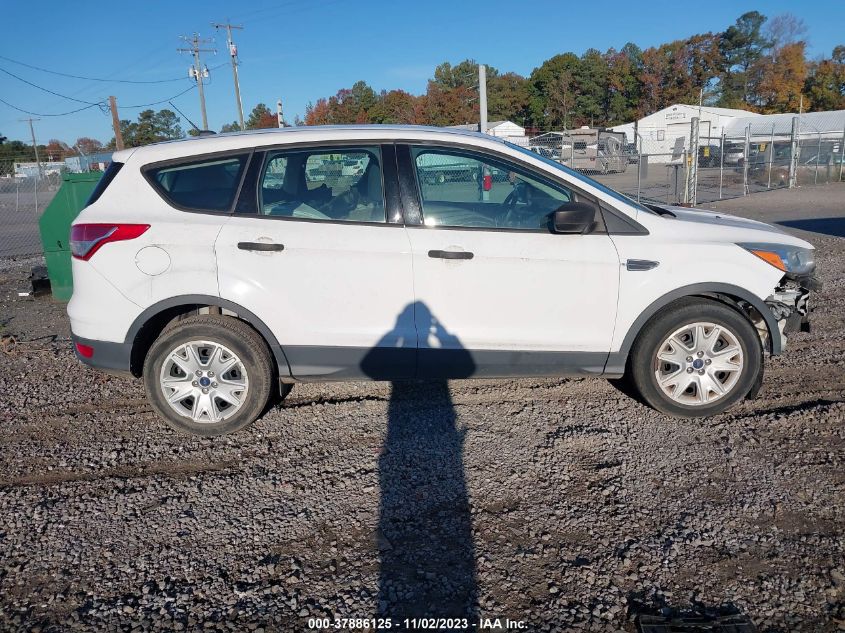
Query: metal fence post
[[636, 137, 642, 203], [840, 123, 845, 183], [719, 133, 725, 200], [815, 132, 822, 185], [767, 123, 775, 189], [688, 117, 699, 206], [742, 123, 751, 195], [34, 171, 39, 216], [788, 116, 799, 188], [560, 133, 565, 167]]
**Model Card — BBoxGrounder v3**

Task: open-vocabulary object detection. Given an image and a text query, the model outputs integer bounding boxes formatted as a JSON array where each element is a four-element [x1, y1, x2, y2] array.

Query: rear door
[[396, 144, 621, 378], [215, 143, 416, 380]]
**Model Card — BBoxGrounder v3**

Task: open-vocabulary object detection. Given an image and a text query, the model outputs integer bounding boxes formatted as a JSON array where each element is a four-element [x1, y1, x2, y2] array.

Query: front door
[[398, 144, 621, 378], [215, 144, 415, 380]]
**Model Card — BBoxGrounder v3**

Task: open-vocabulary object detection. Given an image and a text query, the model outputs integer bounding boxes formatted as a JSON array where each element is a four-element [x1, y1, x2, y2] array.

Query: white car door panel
[[400, 144, 621, 378], [215, 145, 416, 380]]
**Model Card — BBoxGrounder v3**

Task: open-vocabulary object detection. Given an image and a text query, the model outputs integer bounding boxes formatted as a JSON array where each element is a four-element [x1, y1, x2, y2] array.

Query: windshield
[[505, 142, 657, 215]]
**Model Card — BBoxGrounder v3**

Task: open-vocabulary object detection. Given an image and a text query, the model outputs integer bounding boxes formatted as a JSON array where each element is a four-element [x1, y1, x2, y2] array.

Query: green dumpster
[[38, 172, 102, 301]]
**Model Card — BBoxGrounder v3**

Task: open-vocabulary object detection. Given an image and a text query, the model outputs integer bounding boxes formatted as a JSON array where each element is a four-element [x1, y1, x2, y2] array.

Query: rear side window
[[257, 147, 385, 223], [147, 154, 249, 212], [86, 161, 123, 207]]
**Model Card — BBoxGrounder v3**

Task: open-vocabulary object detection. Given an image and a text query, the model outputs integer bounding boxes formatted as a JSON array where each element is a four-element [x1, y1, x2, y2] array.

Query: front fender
[[604, 282, 780, 375]]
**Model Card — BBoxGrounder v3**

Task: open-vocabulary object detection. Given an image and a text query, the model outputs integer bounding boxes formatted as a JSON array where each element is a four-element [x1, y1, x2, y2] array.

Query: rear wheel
[[628, 299, 762, 418], [143, 315, 273, 436]]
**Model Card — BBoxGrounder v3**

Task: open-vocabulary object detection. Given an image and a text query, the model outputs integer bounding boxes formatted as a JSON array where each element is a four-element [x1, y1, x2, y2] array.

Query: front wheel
[[628, 299, 762, 418], [143, 315, 274, 436]]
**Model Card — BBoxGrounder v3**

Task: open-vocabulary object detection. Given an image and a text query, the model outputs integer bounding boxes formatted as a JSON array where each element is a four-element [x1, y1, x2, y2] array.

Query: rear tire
[[627, 298, 762, 418], [143, 315, 273, 436]]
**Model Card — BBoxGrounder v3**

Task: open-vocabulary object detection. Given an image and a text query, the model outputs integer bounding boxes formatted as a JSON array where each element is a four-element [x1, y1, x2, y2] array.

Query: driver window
[[411, 147, 572, 230]]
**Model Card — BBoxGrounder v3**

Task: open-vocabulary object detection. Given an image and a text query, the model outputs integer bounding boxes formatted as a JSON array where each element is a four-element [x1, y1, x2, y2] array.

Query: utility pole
[[478, 64, 488, 134], [178, 34, 216, 131], [109, 96, 125, 150], [19, 117, 42, 178], [277, 99, 284, 128], [212, 22, 244, 129]]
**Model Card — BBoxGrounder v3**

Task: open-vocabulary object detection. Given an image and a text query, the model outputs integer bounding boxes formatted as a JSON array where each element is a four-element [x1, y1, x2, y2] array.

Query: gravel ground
[[1, 185, 844, 632]]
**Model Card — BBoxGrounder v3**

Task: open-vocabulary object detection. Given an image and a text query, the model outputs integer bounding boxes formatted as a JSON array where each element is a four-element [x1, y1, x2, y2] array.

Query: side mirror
[[552, 202, 597, 234]]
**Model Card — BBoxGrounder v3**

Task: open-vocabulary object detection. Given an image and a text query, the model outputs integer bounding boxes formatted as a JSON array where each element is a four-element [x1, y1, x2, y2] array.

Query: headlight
[[738, 242, 815, 275]]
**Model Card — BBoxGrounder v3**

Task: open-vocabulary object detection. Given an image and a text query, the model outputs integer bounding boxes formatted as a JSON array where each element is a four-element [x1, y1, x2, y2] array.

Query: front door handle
[[428, 249, 473, 260], [238, 241, 285, 252]]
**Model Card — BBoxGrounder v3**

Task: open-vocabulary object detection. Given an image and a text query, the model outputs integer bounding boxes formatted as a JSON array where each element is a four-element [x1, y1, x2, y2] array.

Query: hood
[[641, 205, 813, 249]]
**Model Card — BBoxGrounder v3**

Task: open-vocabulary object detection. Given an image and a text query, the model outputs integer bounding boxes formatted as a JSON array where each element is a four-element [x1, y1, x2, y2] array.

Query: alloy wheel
[[159, 340, 249, 423], [653, 322, 744, 406]]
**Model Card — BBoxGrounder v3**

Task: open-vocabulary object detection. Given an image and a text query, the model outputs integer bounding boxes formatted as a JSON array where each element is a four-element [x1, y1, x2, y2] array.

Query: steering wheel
[[497, 183, 532, 227]]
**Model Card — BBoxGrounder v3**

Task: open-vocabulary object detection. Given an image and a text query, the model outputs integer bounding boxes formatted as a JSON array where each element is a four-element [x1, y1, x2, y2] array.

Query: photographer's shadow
[[362, 302, 477, 627]]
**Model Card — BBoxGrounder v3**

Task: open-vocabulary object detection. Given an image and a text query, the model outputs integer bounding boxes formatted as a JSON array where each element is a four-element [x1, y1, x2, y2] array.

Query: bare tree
[[765, 13, 808, 56]]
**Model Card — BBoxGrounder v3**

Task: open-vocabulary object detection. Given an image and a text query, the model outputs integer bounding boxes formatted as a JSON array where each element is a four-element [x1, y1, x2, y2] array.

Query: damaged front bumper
[[764, 274, 821, 350]]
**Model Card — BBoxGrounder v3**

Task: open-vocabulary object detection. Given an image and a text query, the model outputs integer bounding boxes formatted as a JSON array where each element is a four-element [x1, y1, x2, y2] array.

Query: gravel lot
[[1, 185, 844, 632]]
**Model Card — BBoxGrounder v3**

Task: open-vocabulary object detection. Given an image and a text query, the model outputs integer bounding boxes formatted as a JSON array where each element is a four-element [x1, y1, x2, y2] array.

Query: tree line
[[2, 11, 842, 156], [304, 12, 844, 129]]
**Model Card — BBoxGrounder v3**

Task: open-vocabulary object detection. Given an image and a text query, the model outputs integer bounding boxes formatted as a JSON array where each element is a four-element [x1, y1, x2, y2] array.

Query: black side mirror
[[552, 202, 597, 234]]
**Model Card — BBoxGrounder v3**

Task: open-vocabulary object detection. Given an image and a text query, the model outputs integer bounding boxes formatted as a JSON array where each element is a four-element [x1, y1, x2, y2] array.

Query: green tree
[[488, 72, 531, 125], [718, 11, 772, 106], [246, 103, 277, 129], [605, 45, 642, 124], [220, 121, 242, 133], [574, 48, 608, 126], [528, 53, 580, 128], [107, 109, 184, 148]]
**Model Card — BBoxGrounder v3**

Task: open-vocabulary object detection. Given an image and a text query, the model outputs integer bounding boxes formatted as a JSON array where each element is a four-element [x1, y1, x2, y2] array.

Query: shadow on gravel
[[363, 302, 478, 627], [777, 217, 845, 238]]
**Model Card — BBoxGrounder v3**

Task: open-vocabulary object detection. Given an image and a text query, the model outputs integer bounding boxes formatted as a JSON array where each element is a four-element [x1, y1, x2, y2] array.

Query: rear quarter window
[[85, 161, 123, 207], [146, 154, 249, 212]]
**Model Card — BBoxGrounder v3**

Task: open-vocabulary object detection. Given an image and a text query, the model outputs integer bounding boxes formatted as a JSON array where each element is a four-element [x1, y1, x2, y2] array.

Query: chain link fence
[[0, 153, 113, 259], [528, 113, 845, 206], [0, 158, 62, 258]]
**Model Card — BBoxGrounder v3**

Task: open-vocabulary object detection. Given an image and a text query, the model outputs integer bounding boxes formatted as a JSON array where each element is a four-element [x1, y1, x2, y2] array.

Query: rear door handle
[[428, 249, 473, 260], [238, 242, 285, 252]]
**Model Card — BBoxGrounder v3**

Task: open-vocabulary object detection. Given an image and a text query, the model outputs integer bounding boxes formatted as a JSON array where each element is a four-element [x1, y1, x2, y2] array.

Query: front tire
[[143, 315, 273, 436], [628, 298, 762, 418]]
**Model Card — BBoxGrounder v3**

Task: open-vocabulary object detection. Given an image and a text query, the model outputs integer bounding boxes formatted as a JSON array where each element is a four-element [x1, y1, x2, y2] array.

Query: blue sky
[[1, 0, 842, 145]]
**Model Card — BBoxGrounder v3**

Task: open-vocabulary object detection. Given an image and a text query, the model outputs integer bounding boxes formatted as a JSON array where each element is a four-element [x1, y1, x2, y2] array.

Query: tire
[[627, 298, 762, 418], [143, 315, 274, 436]]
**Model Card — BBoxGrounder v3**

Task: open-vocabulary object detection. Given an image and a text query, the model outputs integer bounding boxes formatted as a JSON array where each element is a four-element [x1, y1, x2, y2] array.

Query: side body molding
[[604, 282, 781, 376], [125, 295, 293, 377]]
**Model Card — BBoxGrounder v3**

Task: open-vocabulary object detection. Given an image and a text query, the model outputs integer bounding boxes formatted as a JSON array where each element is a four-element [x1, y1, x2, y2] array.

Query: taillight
[[70, 223, 150, 260]]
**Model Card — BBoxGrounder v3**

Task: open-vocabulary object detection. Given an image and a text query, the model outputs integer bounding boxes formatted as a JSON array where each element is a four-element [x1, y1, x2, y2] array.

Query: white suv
[[68, 125, 818, 436]]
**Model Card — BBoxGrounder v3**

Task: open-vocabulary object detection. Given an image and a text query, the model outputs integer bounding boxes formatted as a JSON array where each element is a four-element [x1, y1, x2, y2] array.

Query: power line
[[0, 54, 188, 84], [0, 97, 103, 117], [0, 66, 102, 105], [0, 82, 200, 117], [121, 85, 197, 108]]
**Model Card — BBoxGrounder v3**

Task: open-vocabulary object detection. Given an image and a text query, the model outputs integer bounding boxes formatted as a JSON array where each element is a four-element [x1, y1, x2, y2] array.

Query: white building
[[724, 109, 845, 139], [448, 120, 529, 145], [612, 104, 758, 161]]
